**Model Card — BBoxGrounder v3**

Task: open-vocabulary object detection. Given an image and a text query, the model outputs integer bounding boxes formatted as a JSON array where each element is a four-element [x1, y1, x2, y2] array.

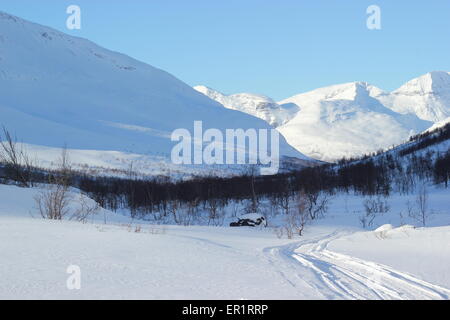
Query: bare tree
[[35, 146, 97, 222], [35, 182, 72, 220], [409, 184, 430, 226], [0, 126, 35, 187], [245, 165, 259, 213], [34, 147, 72, 220], [305, 191, 330, 220], [277, 184, 291, 216], [283, 190, 310, 237], [71, 194, 100, 223], [183, 198, 200, 226], [168, 200, 180, 225]]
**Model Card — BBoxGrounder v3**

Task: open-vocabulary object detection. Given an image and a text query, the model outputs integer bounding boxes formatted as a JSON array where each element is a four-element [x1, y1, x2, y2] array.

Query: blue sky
[[1, 0, 450, 100]]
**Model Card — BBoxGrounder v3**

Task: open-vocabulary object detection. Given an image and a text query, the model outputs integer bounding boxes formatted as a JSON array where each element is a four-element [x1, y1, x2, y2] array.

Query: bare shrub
[[359, 196, 390, 228], [284, 225, 294, 239], [183, 198, 200, 226], [363, 196, 390, 216], [168, 200, 180, 224], [207, 198, 225, 226], [34, 147, 98, 222], [358, 211, 375, 229], [305, 191, 330, 220], [409, 184, 431, 226], [35, 183, 72, 220], [71, 194, 100, 223], [282, 190, 310, 238], [0, 126, 35, 187]]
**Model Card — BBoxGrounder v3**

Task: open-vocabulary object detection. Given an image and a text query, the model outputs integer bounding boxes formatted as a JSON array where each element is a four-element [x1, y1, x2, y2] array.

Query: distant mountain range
[[196, 72, 450, 161]]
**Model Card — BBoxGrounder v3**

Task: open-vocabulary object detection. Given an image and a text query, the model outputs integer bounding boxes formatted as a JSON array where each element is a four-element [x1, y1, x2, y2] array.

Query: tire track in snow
[[265, 230, 450, 300]]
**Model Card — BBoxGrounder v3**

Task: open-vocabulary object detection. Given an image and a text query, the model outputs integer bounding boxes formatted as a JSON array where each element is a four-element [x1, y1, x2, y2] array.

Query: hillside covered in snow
[[0, 11, 309, 177]]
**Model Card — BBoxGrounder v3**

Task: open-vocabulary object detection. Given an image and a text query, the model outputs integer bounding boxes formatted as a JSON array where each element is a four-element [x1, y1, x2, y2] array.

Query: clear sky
[[1, 0, 450, 100]]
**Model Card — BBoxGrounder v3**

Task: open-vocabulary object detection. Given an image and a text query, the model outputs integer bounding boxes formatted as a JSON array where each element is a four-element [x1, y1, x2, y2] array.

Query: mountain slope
[[278, 82, 432, 161], [377, 71, 450, 122], [0, 11, 308, 167], [194, 85, 298, 127]]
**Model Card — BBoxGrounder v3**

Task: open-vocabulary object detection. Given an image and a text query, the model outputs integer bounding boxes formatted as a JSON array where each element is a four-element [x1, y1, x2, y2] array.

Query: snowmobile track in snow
[[264, 230, 450, 300]]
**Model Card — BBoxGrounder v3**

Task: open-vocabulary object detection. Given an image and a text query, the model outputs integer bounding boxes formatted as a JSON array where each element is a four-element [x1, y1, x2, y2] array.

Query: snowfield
[[1, 184, 449, 300]]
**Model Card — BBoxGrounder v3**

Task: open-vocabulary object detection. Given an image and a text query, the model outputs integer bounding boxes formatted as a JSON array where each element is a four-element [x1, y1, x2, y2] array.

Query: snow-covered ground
[[16, 143, 255, 179], [1, 184, 449, 300]]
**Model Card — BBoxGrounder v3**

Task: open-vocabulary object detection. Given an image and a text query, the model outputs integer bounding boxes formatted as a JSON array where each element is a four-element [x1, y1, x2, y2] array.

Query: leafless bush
[[359, 196, 390, 228], [358, 210, 375, 229], [168, 200, 180, 224], [281, 190, 310, 238], [35, 183, 72, 220], [207, 198, 225, 226], [230, 200, 240, 218], [70, 194, 100, 223], [0, 126, 35, 187], [246, 165, 259, 213], [34, 147, 72, 220], [305, 191, 330, 220], [34, 147, 98, 222], [363, 196, 390, 216], [409, 184, 431, 226], [183, 198, 200, 226]]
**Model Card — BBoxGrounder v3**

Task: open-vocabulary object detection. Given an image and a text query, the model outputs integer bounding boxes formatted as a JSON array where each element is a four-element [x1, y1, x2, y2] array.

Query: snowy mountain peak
[[394, 71, 450, 95], [194, 85, 276, 106], [194, 85, 297, 127], [377, 72, 450, 122], [282, 81, 386, 106]]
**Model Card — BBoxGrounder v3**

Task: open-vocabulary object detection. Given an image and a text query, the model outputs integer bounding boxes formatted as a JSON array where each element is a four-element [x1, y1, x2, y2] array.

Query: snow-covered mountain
[[0, 11, 309, 172], [194, 85, 297, 127], [278, 82, 432, 161], [377, 71, 450, 122], [197, 72, 450, 162]]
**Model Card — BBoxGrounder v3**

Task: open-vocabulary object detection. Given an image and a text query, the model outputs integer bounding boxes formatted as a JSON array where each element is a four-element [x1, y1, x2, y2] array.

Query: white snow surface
[[17, 143, 256, 179], [1, 183, 449, 300]]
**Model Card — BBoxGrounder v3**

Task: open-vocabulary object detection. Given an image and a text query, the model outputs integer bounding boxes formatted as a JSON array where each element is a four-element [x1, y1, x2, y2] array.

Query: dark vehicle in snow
[[229, 213, 267, 227]]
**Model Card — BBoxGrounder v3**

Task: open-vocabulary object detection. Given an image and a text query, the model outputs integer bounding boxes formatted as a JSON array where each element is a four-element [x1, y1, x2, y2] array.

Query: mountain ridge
[[196, 73, 448, 161]]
